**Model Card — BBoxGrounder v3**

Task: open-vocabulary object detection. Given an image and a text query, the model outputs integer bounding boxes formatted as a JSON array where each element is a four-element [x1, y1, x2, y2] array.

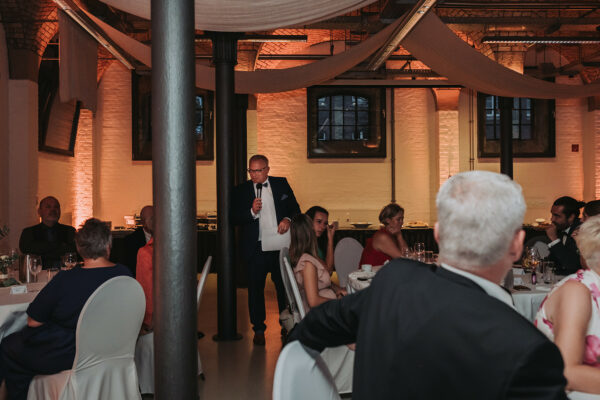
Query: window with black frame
[[307, 87, 386, 158], [478, 93, 555, 158]]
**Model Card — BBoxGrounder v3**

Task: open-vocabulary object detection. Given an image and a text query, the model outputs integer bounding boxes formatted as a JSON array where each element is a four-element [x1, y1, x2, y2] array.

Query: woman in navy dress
[[0, 218, 131, 400]]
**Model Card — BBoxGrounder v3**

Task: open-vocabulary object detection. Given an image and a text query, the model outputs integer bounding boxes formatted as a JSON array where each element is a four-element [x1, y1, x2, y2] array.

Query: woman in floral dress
[[535, 215, 600, 394]]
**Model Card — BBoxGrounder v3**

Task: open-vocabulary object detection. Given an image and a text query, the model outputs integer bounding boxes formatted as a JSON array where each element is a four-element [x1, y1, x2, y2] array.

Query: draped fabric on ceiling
[[85, 10, 403, 94], [58, 10, 98, 112], [402, 12, 600, 99], [97, 0, 378, 32]]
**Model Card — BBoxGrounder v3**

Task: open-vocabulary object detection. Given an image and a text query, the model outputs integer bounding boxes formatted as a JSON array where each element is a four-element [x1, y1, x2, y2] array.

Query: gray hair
[[75, 218, 112, 260], [436, 171, 525, 269], [575, 215, 600, 270]]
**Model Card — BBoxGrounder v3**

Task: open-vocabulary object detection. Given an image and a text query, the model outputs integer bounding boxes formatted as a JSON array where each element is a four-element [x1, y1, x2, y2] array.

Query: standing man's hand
[[546, 224, 559, 241], [252, 198, 262, 214], [278, 218, 291, 234]]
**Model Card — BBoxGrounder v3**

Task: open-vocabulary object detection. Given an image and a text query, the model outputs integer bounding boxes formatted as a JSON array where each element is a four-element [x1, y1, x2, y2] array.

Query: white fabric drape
[[98, 0, 377, 32], [85, 9, 402, 93], [58, 10, 98, 112], [402, 12, 600, 99]]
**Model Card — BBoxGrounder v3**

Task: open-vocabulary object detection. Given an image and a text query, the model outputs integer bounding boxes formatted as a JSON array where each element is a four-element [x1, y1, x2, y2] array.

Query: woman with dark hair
[[305, 206, 335, 273], [0, 218, 131, 400], [583, 200, 600, 222], [290, 214, 345, 311], [359, 203, 409, 266]]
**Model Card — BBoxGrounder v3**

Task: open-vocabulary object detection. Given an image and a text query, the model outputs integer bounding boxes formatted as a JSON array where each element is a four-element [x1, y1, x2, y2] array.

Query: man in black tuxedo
[[546, 196, 584, 275], [19, 196, 76, 269], [232, 155, 300, 345], [123, 205, 154, 277], [290, 171, 567, 399]]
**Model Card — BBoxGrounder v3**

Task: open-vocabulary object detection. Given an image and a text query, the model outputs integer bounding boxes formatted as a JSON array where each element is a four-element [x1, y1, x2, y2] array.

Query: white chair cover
[[135, 257, 211, 394], [283, 256, 306, 319], [27, 276, 145, 400], [279, 248, 303, 324], [273, 341, 341, 400], [334, 237, 364, 288], [569, 392, 600, 400]]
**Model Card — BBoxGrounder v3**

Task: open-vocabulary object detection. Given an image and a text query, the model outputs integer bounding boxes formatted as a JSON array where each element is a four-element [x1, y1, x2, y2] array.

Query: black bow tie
[[260, 182, 268, 187]]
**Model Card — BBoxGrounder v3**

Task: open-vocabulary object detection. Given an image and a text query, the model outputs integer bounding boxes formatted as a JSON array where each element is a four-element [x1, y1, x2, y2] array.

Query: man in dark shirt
[[19, 196, 76, 269]]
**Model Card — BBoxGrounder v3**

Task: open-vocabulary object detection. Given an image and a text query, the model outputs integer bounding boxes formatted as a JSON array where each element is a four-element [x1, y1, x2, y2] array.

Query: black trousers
[[246, 242, 287, 333]]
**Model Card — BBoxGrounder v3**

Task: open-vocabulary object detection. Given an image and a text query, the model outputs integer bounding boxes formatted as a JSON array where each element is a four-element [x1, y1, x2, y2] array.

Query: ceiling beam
[[441, 16, 600, 25]]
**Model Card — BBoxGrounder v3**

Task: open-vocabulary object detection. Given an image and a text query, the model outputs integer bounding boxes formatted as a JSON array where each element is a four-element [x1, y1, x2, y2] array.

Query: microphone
[[256, 183, 262, 198]]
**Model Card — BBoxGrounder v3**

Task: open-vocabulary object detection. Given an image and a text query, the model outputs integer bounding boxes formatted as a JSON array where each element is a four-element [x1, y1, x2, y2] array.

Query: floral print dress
[[534, 269, 600, 367]]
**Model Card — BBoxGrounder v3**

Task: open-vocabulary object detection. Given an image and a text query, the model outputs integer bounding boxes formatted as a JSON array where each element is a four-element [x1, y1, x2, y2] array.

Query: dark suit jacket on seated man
[[19, 196, 76, 269], [232, 154, 300, 345], [290, 171, 567, 399], [546, 196, 585, 275]]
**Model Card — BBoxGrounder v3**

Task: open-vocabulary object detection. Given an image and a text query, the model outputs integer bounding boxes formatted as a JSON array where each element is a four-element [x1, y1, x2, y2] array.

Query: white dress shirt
[[441, 263, 515, 309]]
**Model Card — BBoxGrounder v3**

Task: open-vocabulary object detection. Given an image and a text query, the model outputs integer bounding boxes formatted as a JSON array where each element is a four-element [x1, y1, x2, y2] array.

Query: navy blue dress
[[0, 264, 131, 400]]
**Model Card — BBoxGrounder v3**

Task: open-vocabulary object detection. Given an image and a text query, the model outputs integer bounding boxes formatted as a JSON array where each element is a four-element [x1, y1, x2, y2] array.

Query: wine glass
[[8, 248, 19, 279], [62, 252, 77, 270], [522, 247, 541, 274], [28, 255, 42, 283], [414, 242, 425, 261]]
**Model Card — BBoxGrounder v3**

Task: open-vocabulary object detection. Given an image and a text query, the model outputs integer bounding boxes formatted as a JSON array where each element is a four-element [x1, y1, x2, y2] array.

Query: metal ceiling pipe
[[151, 0, 198, 397]]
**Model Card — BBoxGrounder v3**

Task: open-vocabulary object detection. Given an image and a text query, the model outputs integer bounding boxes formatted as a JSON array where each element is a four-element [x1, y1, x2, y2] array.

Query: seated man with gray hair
[[289, 171, 567, 399]]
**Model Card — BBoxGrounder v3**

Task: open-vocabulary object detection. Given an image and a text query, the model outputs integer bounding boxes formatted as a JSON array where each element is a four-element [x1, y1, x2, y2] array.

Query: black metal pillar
[[211, 32, 242, 341], [151, 0, 198, 397], [499, 96, 513, 179]]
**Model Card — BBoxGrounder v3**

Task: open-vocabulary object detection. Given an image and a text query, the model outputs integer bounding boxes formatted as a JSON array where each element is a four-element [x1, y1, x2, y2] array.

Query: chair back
[[334, 237, 364, 287], [283, 256, 306, 319], [273, 341, 341, 400], [279, 248, 302, 323], [73, 276, 145, 370], [197, 256, 213, 307]]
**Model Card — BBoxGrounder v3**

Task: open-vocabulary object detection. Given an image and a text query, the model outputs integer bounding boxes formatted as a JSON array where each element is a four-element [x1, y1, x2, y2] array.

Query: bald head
[[140, 205, 154, 235], [38, 196, 61, 227]]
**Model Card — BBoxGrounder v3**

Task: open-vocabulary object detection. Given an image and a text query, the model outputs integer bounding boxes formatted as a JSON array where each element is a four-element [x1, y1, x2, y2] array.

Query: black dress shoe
[[253, 331, 266, 346]]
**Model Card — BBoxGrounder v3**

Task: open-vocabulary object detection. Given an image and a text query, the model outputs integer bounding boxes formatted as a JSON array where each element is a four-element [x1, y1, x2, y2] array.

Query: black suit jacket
[[123, 227, 148, 277], [549, 221, 581, 275], [19, 222, 76, 268], [232, 176, 300, 258], [290, 259, 567, 400]]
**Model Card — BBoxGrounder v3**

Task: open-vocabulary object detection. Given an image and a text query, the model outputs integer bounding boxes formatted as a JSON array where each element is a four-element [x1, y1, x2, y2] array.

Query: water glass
[[27, 255, 42, 283], [543, 261, 555, 284], [62, 252, 77, 270]]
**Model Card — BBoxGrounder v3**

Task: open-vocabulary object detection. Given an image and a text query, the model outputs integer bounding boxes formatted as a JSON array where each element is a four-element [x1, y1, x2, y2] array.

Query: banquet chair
[[273, 341, 341, 400], [334, 237, 364, 288], [27, 276, 145, 400], [279, 247, 303, 325], [283, 256, 306, 319], [135, 256, 211, 394]]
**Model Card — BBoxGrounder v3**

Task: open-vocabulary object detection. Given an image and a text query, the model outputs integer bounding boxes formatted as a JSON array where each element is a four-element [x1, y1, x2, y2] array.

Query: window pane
[[357, 126, 369, 140], [317, 96, 329, 109], [523, 98, 531, 109], [521, 125, 531, 140], [513, 97, 520, 108], [318, 110, 329, 126], [357, 96, 369, 110], [522, 110, 531, 124], [357, 111, 368, 126], [495, 113, 500, 124], [512, 125, 519, 139], [343, 95, 355, 111], [512, 110, 519, 125], [485, 96, 494, 109], [332, 96, 344, 110], [343, 126, 355, 140], [485, 124, 495, 140], [343, 111, 355, 125], [485, 110, 495, 123], [332, 125, 343, 140], [332, 110, 343, 125], [318, 124, 329, 141], [196, 95, 203, 109]]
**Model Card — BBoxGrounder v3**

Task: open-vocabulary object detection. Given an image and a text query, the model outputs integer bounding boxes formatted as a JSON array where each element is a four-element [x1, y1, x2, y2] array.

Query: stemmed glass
[[62, 252, 77, 270], [28, 255, 42, 283], [414, 242, 425, 261], [8, 248, 19, 279], [522, 247, 541, 274]]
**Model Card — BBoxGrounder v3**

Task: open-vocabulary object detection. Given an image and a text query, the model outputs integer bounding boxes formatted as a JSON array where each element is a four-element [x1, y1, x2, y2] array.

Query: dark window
[[477, 93, 554, 158], [308, 87, 386, 158]]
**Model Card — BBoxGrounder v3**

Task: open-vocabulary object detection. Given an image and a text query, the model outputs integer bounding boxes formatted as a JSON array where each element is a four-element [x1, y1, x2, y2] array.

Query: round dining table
[[0, 282, 45, 341]]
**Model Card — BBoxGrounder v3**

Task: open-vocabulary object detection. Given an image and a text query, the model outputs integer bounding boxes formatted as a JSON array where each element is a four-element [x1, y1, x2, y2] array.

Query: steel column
[[211, 32, 242, 341], [499, 96, 513, 178], [151, 0, 198, 397]]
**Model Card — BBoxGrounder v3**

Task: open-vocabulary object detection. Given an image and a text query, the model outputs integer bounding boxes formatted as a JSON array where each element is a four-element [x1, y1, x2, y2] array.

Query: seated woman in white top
[[535, 215, 600, 394], [290, 214, 346, 311]]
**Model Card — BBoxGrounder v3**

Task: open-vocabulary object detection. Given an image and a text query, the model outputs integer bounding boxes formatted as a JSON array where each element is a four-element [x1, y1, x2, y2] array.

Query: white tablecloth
[[0, 282, 45, 341]]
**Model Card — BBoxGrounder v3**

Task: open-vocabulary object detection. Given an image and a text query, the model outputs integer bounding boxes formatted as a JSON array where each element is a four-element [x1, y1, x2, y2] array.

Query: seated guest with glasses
[[306, 206, 336, 273], [290, 214, 346, 311], [535, 215, 600, 395], [19, 196, 76, 269], [546, 196, 585, 275], [0, 218, 131, 400], [359, 203, 408, 267], [290, 171, 567, 399]]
